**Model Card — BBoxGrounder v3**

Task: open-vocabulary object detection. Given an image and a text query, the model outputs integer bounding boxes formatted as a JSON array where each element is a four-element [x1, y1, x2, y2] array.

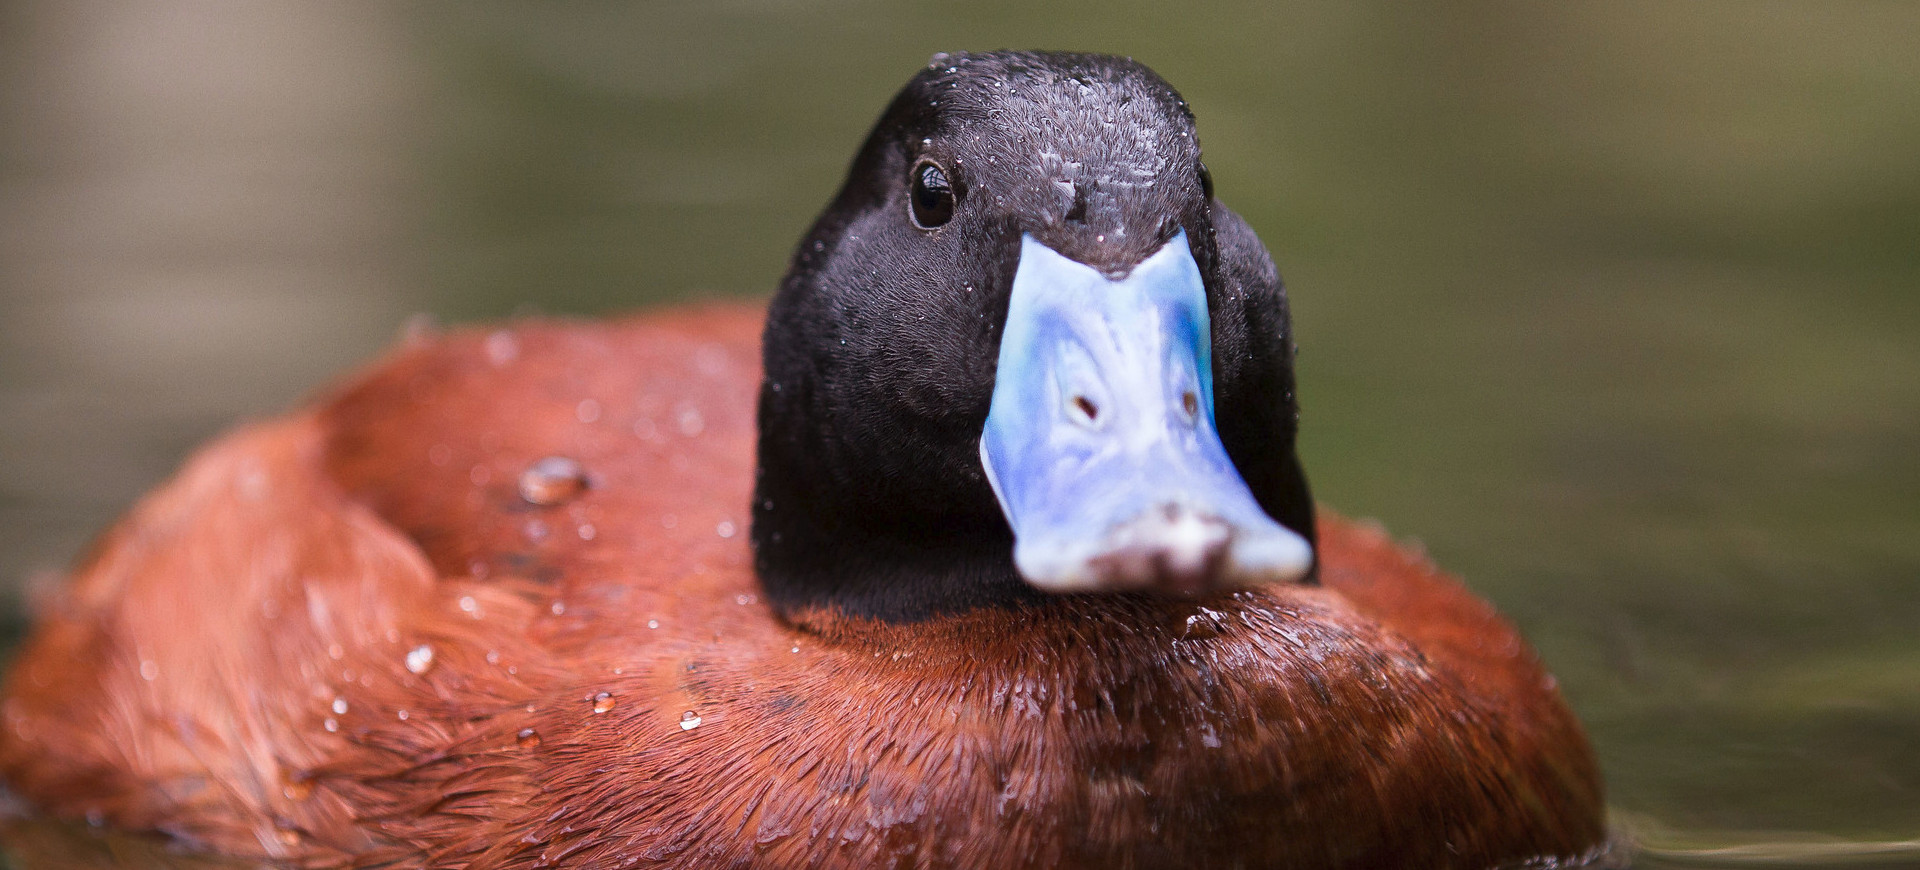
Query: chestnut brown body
[[0, 306, 1607, 868]]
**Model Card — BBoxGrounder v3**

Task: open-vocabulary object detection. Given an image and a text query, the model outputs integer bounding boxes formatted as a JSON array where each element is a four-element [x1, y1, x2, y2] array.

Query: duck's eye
[[1197, 161, 1215, 201], [910, 160, 957, 229]]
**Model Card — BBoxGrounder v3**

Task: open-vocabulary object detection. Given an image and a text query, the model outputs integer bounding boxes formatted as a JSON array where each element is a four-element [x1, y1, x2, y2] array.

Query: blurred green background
[[0, 0, 1915, 859]]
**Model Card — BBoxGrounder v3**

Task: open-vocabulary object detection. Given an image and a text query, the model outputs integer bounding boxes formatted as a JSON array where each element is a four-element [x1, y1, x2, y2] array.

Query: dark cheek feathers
[[1205, 205, 1316, 553]]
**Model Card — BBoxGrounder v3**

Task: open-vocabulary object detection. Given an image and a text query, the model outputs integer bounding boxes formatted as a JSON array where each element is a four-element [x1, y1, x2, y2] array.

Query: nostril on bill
[[1070, 394, 1100, 424], [1180, 390, 1199, 421]]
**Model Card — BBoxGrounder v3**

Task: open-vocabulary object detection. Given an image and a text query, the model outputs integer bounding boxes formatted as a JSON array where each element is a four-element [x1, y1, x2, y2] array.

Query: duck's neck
[[750, 376, 1042, 622], [750, 451, 1043, 623]]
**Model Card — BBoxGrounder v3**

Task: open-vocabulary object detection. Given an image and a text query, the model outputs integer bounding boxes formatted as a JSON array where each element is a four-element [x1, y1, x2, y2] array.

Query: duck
[[0, 51, 1610, 869]]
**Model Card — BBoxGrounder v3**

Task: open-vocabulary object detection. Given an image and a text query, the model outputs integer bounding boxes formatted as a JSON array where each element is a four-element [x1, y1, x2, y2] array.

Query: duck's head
[[755, 51, 1316, 622]]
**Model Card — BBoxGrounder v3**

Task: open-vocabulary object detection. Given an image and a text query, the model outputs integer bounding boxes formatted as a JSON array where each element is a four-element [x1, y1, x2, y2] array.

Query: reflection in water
[[1632, 832, 1920, 870], [1, 0, 1917, 866]]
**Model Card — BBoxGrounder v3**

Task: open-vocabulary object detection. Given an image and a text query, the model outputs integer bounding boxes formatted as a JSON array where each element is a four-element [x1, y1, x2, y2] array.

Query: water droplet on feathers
[[405, 644, 435, 675], [485, 331, 519, 366], [675, 406, 705, 437], [519, 456, 587, 506]]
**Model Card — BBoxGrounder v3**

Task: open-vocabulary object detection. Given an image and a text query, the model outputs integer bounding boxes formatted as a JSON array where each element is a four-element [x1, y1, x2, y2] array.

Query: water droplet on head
[[646, 619, 659, 630], [397, 709, 409, 721], [458, 595, 478, 614], [404, 644, 435, 675], [524, 519, 550, 543], [323, 718, 339, 733], [577, 523, 597, 541], [327, 643, 345, 661], [517, 727, 542, 749], [551, 601, 567, 616], [592, 692, 616, 714], [331, 697, 348, 715], [486, 649, 501, 665], [519, 456, 588, 506], [139, 660, 159, 682], [716, 520, 737, 538], [679, 710, 703, 731]]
